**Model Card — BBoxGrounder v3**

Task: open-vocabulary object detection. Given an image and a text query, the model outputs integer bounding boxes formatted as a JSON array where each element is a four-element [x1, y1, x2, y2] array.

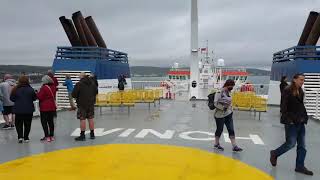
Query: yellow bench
[[95, 92, 135, 114], [232, 92, 267, 120], [95, 89, 161, 114], [129, 89, 157, 109]]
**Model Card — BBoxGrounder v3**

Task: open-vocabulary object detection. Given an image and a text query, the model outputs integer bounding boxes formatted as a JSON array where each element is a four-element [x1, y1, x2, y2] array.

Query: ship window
[[181, 76, 186, 80], [169, 75, 172, 79], [204, 70, 208, 73]]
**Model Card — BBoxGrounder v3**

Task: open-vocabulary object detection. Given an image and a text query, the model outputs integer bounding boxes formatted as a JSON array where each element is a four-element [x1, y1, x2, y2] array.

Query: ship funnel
[[72, 11, 97, 47], [305, 12, 320, 45], [297, 11, 318, 46], [59, 16, 82, 46], [85, 16, 107, 48], [72, 11, 88, 46]]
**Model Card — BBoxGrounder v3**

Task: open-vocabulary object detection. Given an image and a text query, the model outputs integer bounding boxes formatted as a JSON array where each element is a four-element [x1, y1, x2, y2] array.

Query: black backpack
[[207, 93, 216, 110]]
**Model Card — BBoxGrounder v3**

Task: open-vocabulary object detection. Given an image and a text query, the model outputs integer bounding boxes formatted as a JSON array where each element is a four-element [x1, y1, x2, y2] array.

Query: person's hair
[[47, 69, 54, 76], [79, 72, 86, 79], [289, 73, 304, 96], [3, 74, 12, 81], [42, 75, 53, 85], [11, 75, 29, 96], [223, 79, 235, 87], [280, 76, 287, 83]]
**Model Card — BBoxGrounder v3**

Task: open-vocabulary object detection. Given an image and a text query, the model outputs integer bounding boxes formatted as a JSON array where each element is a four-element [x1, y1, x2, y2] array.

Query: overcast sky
[[0, 0, 319, 68]]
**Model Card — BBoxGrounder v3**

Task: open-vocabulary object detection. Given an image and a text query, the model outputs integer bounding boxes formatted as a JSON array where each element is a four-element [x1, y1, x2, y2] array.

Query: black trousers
[[40, 111, 55, 137], [214, 113, 235, 138], [15, 114, 33, 140]]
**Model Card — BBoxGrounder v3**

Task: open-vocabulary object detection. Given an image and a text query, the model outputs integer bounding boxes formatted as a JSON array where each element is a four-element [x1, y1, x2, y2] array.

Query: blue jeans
[[274, 123, 306, 169], [214, 113, 235, 138]]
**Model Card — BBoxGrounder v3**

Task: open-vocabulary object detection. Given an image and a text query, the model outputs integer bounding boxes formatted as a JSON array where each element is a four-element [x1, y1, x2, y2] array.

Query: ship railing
[[273, 45, 320, 63], [234, 83, 272, 96], [131, 80, 273, 96], [54, 46, 128, 63], [303, 89, 320, 120], [314, 89, 320, 120], [132, 81, 163, 89]]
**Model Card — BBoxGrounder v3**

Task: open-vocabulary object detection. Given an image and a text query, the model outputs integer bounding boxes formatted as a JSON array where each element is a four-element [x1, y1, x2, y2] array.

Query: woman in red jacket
[[37, 75, 57, 142]]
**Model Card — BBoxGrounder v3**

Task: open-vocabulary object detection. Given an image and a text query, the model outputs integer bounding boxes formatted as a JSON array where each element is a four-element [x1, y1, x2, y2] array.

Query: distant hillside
[[0, 65, 51, 83], [130, 66, 170, 77], [0, 65, 270, 79], [246, 68, 270, 76], [130, 66, 270, 77], [0, 65, 50, 75]]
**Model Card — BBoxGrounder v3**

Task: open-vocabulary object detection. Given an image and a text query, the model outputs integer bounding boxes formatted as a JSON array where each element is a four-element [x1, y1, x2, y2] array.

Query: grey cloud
[[0, 0, 319, 67]]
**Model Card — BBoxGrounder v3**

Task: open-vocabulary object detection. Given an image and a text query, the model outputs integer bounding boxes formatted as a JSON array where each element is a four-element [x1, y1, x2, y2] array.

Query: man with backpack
[[72, 73, 98, 141], [0, 74, 16, 129]]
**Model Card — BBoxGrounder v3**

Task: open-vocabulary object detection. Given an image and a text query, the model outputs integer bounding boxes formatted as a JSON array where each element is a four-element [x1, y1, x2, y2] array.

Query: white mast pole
[[189, 0, 199, 99]]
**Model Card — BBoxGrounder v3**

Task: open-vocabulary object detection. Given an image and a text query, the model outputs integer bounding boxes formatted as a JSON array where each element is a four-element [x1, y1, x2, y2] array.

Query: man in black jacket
[[270, 74, 313, 176], [72, 72, 98, 141]]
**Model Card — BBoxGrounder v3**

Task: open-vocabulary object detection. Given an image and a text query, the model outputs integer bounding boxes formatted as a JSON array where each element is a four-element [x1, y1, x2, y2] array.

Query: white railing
[[315, 90, 320, 120], [131, 81, 162, 89], [131, 81, 274, 95], [305, 89, 320, 120]]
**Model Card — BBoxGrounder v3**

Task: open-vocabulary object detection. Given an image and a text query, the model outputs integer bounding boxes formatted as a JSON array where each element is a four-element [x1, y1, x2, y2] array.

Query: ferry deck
[[0, 97, 319, 179]]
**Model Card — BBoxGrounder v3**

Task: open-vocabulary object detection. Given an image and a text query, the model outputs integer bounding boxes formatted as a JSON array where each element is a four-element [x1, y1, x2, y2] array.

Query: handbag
[[45, 85, 57, 109]]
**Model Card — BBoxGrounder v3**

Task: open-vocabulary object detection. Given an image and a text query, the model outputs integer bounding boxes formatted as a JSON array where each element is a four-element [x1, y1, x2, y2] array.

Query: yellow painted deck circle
[[0, 144, 273, 180]]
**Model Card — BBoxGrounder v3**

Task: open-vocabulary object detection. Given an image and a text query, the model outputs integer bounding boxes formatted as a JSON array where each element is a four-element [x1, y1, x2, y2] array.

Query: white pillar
[[189, 0, 200, 99]]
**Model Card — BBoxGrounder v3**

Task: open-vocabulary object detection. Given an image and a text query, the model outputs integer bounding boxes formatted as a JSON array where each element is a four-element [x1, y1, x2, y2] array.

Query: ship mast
[[189, 0, 200, 99]]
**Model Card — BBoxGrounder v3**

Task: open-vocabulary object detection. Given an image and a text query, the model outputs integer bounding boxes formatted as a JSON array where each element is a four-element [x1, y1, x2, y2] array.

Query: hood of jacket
[[5, 79, 16, 86], [80, 76, 93, 86]]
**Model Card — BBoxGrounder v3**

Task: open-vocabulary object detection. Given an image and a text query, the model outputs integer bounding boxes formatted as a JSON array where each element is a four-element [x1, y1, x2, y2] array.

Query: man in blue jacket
[[63, 75, 76, 110]]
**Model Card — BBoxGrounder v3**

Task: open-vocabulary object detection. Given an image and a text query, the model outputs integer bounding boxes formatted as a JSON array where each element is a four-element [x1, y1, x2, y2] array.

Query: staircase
[[54, 71, 91, 109], [303, 73, 320, 120]]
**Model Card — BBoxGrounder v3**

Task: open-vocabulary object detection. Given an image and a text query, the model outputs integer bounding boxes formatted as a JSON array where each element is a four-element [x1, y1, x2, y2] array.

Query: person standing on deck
[[10, 75, 37, 143], [279, 76, 288, 113], [213, 79, 243, 152], [0, 74, 16, 129], [270, 73, 313, 176], [117, 74, 126, 91], [72, 72, 98, 141], [37, 75, 57, 142], [63, 75, 76, 110]]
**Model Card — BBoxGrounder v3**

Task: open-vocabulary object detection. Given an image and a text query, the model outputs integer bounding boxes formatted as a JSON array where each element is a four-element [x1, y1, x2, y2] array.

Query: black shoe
[[2, 124, 11, 130], [214, 144, 224, 151], [232, 146, 243, 152], [295, 167, 313, 176], [18, 138, 23, 143], [75, 136, 86, 141], [90, 133, 95, 139], [270, 150, 277, 167]]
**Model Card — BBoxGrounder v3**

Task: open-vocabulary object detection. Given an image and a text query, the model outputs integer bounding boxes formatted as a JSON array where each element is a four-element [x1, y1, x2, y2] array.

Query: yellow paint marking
[[0, 144, 273, 179]]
